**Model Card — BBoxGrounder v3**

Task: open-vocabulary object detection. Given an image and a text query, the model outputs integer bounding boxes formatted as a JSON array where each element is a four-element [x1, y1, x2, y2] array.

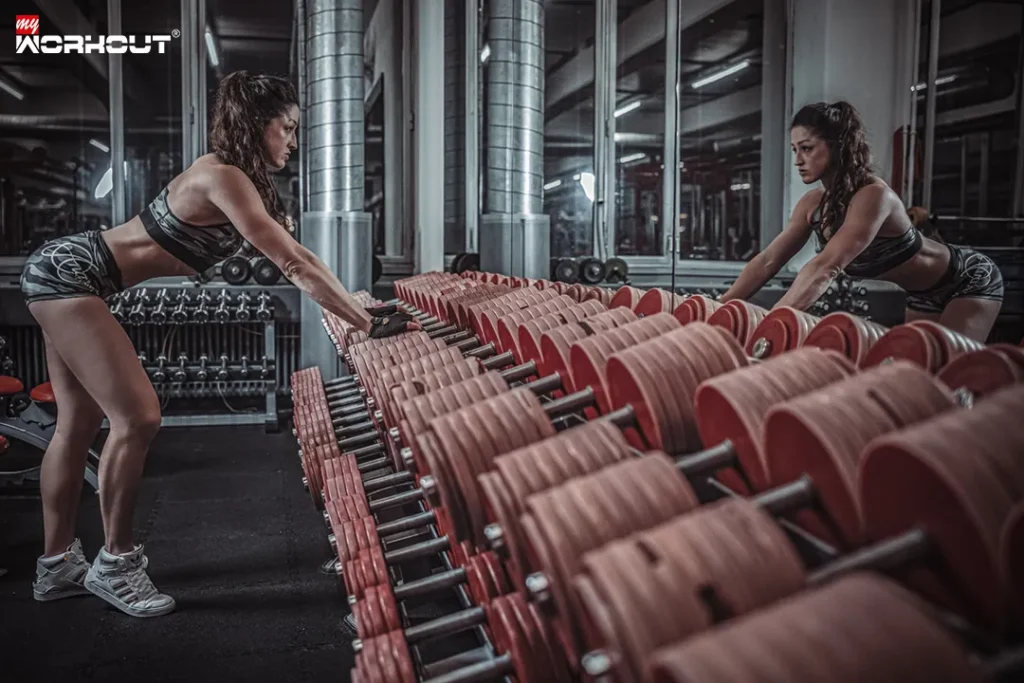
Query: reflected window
[[538, 0, 596, 259], [920, 0, 1023, 247], [672, 0, 766, 262]]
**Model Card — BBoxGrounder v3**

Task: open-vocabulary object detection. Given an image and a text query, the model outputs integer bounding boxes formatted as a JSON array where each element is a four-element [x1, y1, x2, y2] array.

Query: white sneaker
[[84, 545, 176, 618], [33, 538, 91, 601]]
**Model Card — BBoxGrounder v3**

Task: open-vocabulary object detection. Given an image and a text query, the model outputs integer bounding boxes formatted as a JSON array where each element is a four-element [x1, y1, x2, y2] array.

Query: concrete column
[[785, 0, 917, 272], [415, 0, 446, 273]]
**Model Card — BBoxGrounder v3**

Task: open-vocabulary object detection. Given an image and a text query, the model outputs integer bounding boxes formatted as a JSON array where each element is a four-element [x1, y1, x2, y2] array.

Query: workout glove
[[368, 312, 417, 339], [365, 304, 399, 316]]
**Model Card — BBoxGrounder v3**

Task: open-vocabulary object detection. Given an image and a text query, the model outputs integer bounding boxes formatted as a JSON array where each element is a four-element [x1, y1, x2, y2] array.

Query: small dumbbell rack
[[106, 286, 279, 430]]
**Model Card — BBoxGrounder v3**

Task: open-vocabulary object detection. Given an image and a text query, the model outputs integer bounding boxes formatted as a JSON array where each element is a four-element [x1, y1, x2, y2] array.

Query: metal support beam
[[415, 0, 446, 272], [108, 0, 125, 227], [181, 0, 203, 170], [905, 0, 923, 206], [922, 0, 940, 209], [663, 0, 680, 278], [1013, 9, 1024, 217], [759, 0, 788, 246], [297, 0, 308, 215], [594, 0, 615, 260], [464, 0, 480, 253]]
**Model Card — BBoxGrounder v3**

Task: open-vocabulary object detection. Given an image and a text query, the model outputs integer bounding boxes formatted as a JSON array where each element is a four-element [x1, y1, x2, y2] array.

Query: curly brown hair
[[792, 101, 873, 240], [209, 71, 297, 227]]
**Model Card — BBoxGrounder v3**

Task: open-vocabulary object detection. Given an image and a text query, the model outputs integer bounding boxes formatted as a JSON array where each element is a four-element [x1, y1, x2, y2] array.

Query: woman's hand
[[367, 312, 422, 338]]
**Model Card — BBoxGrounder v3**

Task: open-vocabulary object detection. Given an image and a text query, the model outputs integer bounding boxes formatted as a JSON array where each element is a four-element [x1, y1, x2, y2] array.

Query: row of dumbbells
[[138, 352, 275, 384], [109, 289, 274, 325], [288, 273, 1023, 683]]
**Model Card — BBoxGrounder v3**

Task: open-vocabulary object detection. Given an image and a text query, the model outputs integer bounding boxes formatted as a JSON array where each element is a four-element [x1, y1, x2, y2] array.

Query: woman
[[720, 101, 1003, 341], [20, 71, 418, 618]]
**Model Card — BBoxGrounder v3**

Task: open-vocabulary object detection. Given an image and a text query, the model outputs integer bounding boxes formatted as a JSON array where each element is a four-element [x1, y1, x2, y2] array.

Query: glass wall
[[918, 0, 1023, 246], [670, 0, 771, 263], [612, 0, 665, 257], [119, 0, 183, 219], [540, 1, 597, 259], [0, 8, 114, 255]]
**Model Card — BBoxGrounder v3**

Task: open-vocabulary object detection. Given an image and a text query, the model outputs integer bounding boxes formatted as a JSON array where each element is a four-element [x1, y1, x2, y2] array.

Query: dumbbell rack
[[105, 287, 279, 429], [289, 271, 1024, 683]]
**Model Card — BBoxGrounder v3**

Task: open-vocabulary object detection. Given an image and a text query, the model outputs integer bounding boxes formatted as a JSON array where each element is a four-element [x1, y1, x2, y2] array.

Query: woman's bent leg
[[28, 296, 174, 617], [38, 332, 105, 557], [29, 296, 161, 554], [938, 297, 1002, 343]]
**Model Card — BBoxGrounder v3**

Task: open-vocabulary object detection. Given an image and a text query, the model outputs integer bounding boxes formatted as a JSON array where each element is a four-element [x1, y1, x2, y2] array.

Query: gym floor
[[0, 425, 353, 682]]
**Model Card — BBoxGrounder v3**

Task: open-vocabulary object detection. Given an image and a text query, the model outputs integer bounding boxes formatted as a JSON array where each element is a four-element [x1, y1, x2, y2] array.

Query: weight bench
[[0, 376, 101, 492]]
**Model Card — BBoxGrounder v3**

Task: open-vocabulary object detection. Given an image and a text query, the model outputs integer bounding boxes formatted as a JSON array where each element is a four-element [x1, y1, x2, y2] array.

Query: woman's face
[[790, 125, 831, 184], [264, 104, 299, 170]]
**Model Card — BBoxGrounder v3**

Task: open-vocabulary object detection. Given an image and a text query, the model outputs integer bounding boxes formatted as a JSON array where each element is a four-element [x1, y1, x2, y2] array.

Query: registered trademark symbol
[[172, 29, 180, 38]]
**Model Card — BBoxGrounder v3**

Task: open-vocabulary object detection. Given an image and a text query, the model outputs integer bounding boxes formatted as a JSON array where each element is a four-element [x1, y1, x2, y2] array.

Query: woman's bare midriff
[[99, 219, 198, 289], [97, 156, 231, 288]]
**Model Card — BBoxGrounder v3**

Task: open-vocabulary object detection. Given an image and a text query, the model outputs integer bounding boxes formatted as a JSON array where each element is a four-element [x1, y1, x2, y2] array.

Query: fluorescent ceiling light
[[89, 139, 110, 153], [614, 100, 642, 118], [912, 74, 956, 91], [691, 60, 750, 89], [543, 179, 562, 191], [94, 161, 129, 200], [578, 172, 595, 202], [619, 152, 646, 164], [480, 44, 490, 64], [205, 28, 219, 67], [730, 182, 752, 191], [0, 78, 25, 100]]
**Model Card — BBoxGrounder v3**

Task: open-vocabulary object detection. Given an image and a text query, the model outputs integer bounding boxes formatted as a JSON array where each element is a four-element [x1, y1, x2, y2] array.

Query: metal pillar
[[181, 0, 203, 172], [904, 0, 923, 205], [415, 0, 446, 273], [300, 0, 372, 379], [108, 0, 125, 226], [444, 0, 465, 254], [464, 0, 480, 253], [1013, 9, 1024, 217], [296, 0, 307, 214], [759, 0, 787, 246], [663, 0, 679, 278], [481, 0, 549, 278], [594, 0, 616, 262], [922, 0, 940, 208]]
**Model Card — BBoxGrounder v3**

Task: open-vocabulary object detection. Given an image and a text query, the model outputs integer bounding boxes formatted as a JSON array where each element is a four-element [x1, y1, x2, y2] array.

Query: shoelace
[[119, 556, 160, 603]]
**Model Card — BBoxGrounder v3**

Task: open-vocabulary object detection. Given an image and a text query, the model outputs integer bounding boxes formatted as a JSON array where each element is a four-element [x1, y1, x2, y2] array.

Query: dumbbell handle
[[421, 653, 513, 683]]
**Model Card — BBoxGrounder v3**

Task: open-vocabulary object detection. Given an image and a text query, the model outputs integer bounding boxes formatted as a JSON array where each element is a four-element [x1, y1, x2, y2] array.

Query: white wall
[[785, 0, 916, 271], [364, 0, 405, 257]]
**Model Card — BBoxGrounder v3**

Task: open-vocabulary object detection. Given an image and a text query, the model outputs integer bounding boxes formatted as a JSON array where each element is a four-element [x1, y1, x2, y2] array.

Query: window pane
[[1, 10, 112, 255], [120, 0, 183, 219], [922, 0, 1023, 247], [675, 0, 765, 262], [614, 0, 665, 257]]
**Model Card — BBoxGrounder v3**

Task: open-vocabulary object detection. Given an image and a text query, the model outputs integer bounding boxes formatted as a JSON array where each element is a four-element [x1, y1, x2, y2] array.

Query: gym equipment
[[221, 255, 252, 285], [285, 269, 1024, 683], [252, 257, 283, 285], [577, 257, 607, 285], [603, 257, 628, 284], [550, 258, 578, 284], [0, 336, 101, 492]]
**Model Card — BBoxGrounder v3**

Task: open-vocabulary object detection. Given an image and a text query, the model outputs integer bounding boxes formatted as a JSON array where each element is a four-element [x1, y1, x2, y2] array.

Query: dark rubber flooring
[[0, 425, 353, 682]]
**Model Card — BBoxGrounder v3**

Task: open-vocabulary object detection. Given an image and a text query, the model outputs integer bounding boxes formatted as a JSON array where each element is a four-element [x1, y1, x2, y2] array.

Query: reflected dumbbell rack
[[105, 286, 280, 430]]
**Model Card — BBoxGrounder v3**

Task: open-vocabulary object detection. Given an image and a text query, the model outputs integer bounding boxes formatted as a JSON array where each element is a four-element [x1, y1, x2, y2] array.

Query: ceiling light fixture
[[691, 59, 750, 89]]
